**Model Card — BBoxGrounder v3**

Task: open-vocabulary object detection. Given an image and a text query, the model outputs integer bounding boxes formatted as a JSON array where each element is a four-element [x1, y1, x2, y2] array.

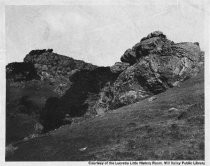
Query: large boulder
[[108, 31, 204, 108], [110, 60, 168, 108], [120, 49, 137, 64], [120, 31, 173, 65]]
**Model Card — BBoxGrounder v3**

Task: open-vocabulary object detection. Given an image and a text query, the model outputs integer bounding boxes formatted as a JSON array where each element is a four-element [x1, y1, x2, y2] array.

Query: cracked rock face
[[105, 31, 204, 109]]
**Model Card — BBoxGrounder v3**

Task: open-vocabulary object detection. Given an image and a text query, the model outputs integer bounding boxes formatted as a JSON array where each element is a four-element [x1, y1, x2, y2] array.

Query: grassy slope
[[6, 70, 204, 161]]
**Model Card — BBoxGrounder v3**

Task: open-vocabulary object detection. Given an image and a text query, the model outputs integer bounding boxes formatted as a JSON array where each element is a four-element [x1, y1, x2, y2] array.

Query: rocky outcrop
[[121, 31, 172, 64], [101, 31, 204, 109], [24, 49, 97, 75], [7, 49, 97, 96], [23, 49, 97, 96], [6, 31, 204, 133], [38, 31, 204, 131], [6, 49, 99, 139]]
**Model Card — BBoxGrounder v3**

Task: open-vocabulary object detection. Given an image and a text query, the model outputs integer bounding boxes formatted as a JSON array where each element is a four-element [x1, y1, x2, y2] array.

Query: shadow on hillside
[[40, 67, 119, 132]]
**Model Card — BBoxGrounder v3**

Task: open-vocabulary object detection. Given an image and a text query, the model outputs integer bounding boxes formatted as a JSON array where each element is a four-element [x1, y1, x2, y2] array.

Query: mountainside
[[6, 31, 204, 160]]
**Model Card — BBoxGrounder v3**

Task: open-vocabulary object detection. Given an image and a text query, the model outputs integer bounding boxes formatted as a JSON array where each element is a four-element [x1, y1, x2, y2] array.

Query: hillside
[[6, 31, 204, 160], [6, 50, 97, 144], [6, 68, 204, 160]]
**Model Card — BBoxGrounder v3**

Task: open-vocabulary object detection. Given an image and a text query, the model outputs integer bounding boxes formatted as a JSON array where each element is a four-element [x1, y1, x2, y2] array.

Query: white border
[[1, 0, 209, 166]]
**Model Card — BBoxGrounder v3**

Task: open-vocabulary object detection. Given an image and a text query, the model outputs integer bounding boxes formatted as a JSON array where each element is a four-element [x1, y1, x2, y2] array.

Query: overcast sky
[[5, 0, 208, 66]]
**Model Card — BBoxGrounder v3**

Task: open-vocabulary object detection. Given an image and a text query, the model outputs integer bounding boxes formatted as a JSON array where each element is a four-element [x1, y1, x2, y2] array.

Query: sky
[[5, 0, 209, 66]]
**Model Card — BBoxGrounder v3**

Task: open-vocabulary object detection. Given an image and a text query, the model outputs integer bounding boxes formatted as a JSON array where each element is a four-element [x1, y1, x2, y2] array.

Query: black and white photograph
[[1, 0, 209, 164]]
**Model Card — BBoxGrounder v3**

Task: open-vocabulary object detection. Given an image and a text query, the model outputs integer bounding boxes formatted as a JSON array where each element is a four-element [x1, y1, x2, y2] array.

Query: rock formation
[[6, 31, 204, 133], [107, 31, 204, 109], [24, 49, 97, 96]]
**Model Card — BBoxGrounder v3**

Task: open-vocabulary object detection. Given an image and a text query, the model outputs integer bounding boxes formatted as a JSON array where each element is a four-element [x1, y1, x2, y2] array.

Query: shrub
[[6, 62, 40, 81], [40, 97, 65, 132]]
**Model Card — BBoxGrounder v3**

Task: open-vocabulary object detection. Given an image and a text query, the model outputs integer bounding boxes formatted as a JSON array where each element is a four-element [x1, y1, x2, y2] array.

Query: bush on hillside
[[40, 97, 65, 132], [6, 62, 40, 81]]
